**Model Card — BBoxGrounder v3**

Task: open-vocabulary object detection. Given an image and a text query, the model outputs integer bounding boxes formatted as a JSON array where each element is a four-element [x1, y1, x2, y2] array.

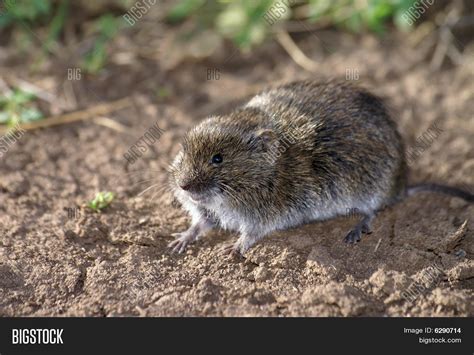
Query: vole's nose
[[179, 177, 204, 192], [180, 183, 191, 191]]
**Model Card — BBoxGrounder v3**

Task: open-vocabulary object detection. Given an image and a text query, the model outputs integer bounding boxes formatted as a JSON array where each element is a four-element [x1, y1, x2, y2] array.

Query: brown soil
[[0, 23, 473, 316]]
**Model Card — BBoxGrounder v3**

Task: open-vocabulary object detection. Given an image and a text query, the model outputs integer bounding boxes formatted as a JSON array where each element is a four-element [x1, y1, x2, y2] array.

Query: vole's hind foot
[[344, 213, 374, 244], [360, 223, 372, 234], [344, 228, 362, 244], [219, 234, 263, 258]]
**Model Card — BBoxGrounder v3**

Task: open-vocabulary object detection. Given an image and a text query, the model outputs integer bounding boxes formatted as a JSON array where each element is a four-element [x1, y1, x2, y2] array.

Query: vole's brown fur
[[168, 80, 473, 255]]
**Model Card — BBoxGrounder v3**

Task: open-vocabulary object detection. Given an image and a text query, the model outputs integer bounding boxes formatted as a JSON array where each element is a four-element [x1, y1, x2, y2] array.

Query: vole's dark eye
[[211, 153, 223, 165]]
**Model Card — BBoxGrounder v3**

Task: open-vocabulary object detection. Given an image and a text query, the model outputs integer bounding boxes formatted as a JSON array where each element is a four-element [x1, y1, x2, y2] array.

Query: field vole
[[168, 80, 473, 255]]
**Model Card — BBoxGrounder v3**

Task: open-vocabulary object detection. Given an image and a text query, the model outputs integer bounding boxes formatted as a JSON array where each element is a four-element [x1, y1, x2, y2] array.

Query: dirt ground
[[0, 21, 473, 316]]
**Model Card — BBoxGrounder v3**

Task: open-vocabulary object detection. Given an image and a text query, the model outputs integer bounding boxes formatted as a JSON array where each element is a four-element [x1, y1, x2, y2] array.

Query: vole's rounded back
[[244, 80, 407, 206]]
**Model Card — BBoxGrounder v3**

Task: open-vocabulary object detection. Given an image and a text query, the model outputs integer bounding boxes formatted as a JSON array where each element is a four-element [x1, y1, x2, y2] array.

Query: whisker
[[130, 178, 158, 187], [105, 171, 160, 186], [223, 188, 244, 206], [149, 185, 173, 202], [137, 183, 162, 197], [219, 182, 246, 206], [120, 169, 163, 177], [226, 186, 248, 206], [152, 181, 172, 193], [148, 181, 174, 202]]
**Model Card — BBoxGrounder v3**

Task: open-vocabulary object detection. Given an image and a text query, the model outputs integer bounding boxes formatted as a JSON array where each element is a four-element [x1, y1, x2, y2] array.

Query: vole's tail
[[407, 183, 474, 202]]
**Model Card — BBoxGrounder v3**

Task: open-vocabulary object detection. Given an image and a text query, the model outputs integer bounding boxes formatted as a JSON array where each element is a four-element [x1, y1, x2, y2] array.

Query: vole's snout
[[178, 178, 197, 192], [179, 182, 192, 191], [177, 176, 208, 194]]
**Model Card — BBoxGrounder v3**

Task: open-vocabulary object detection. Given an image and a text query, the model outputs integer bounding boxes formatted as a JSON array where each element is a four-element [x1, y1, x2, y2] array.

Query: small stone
[[138, 217, 149, 225], [254, 266, 270, 282]]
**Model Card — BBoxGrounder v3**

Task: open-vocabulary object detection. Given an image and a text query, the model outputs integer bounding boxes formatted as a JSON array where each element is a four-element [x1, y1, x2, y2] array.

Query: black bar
[[0, 317, 471, 354]]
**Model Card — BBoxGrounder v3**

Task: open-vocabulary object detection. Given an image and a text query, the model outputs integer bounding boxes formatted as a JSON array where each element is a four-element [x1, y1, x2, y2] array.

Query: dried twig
[[408, 22, 436, 47], [374, 238, 382, 252], [430, 27, 451, 70], [93, 116, 132, 134], [438, 220, 468, 252], [275, 29, 318, 72], [430, 4, 463, 70], [0, 97, 133, 134]]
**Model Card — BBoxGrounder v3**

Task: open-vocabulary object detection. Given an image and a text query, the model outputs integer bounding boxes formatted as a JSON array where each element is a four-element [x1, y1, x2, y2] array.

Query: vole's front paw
[[168, 230, 196, 254]]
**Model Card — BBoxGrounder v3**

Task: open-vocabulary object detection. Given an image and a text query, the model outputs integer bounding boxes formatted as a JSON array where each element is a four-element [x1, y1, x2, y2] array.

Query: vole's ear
[[247, 129, 277, 151]]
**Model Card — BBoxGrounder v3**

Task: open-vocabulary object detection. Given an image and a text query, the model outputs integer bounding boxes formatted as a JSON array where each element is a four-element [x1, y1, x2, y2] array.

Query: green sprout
[[87, 191, 115, 212]]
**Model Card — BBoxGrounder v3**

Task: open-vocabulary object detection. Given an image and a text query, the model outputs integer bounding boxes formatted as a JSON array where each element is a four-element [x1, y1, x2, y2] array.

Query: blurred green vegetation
[[167, 0, 418, 50], [0, 0, 421, 61], [0, 0, 127, 74], [81, 14, 124, 74], [307, 0, 417, 32], [0, 0, 429, 126], [0, 89, 43, 127], [0, 0, 53, 27]]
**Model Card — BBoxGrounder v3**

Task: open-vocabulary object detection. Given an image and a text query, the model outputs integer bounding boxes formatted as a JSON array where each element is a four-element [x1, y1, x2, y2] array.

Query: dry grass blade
[[93, 116, 132, 134], [0, 97, 133, 134], [275, 29, 318, 73], [438, 220, 468, 252]]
